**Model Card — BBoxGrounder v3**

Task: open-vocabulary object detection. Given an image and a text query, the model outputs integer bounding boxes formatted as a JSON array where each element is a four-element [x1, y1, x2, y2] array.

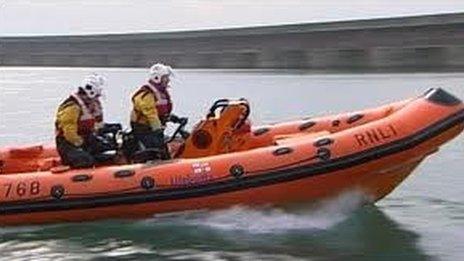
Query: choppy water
[[0, 68, 463, 260]]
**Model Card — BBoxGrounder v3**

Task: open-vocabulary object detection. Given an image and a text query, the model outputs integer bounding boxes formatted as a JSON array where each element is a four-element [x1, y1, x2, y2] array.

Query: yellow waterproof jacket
[[55, 95, 103, 146], [130, 88, 162, 130], [55, 100, 84, 146]]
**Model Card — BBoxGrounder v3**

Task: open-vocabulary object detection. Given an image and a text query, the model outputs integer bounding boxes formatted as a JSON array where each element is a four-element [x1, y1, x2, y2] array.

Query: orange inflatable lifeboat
[[0, 88, 463, 226]]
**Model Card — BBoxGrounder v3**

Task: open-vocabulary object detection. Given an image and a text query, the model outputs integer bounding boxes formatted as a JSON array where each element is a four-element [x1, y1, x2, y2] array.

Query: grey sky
[[1, 0, 464, 36]]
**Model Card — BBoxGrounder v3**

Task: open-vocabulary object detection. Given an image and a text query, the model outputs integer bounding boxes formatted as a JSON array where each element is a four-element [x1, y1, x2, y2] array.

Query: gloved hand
[[98, 123, 123, 136], [178, 117, 188, 125], [169, 114, 188, 125], [168, 114, 181, 123]]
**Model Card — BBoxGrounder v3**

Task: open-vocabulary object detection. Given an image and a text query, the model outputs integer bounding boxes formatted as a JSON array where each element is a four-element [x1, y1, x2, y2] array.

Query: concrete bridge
[[1, 12, 464, 71]]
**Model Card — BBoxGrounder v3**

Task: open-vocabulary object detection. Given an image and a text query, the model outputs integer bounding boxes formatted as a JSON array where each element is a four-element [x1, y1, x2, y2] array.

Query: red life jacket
[[56, 93, 103, 138], [134, 80, 173, 121], [72, 93, 103, 136]]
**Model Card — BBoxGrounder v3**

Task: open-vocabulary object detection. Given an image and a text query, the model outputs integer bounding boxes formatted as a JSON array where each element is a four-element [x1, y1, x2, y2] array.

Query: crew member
[[55, 74, 108, 168], [130, 63, 180, 159]]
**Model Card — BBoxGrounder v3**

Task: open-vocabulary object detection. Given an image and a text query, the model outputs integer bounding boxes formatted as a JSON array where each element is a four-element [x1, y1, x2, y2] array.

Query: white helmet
[[81, 74, 106, 99], [149, 63, 173, 84]]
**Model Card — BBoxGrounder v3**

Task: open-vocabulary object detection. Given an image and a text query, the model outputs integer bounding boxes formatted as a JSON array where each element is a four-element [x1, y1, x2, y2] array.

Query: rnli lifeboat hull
[[0, 88, 463, 226]]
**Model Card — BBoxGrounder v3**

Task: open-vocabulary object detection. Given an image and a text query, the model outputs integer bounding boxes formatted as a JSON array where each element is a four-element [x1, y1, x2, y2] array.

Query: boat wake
[[152, 190, 369, 234]]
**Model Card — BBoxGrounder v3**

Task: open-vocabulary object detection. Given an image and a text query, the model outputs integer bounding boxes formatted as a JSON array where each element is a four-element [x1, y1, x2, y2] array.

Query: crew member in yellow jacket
[[55, 74, 108, 168], [130, 63, 182, 160]]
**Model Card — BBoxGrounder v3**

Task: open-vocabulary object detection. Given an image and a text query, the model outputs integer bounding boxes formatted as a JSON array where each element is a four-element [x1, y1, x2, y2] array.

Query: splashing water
[[158, 190, 370, 234]]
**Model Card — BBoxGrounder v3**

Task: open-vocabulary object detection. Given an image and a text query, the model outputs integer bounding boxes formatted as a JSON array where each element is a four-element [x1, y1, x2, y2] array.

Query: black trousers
[[56, 134, 115, 168], [56, 136, 95, 168], [130, 122, 170, 160]]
